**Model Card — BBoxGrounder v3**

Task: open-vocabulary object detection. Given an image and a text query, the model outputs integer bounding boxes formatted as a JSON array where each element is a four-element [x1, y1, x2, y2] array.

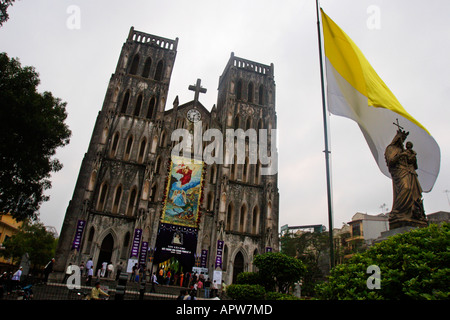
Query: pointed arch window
[[97, 182, 109, 211], [252, 205, 260, 234], [124, 135, 133, 161], [142, 57, 152, 78], [147, 96, 156, 119], [112, 185, 123, 214], [239, 204, 247, 233], [134, 94, 143, 117], [236, 79, 242, 100], [226, 203, 234, 231], [130, 54, 140, 75], [138, 138, 147, 163], [154, 156, 161, 174], [248, 82, 254, 103], [127, 187, 137, 216], [243, 157, 249, 182], [111, 132, 120, 157], [154, 60, 164, 81], [258, 84, 264, 105], [207, 192, 214, 211], [120, 91, 130, 114]]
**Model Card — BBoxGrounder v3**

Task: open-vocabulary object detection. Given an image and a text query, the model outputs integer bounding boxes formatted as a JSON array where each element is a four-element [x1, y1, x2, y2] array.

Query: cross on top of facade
[[188, 78, 207, 105]]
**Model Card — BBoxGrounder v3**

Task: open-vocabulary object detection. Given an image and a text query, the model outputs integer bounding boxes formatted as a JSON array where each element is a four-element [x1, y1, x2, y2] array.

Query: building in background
[[0, 213, 23, 271]]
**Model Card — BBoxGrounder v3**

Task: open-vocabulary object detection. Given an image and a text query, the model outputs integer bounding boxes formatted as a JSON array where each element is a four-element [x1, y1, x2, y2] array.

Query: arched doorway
[[232, 251, 244, 284], [96, 234, 114, 273]]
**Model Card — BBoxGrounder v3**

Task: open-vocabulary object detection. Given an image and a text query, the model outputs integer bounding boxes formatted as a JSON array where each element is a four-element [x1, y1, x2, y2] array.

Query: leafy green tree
[[281, 231, 330, 296], [0, 219, 58, 270], [0, 53, 71, 221], [315, 223, 450, 300], [254, 252, 306, 293], [0, 0, 15, 27]]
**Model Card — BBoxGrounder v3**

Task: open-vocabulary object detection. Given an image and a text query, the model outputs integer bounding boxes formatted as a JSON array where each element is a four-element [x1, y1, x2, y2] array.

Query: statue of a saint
[[384, 126, 427, 229]]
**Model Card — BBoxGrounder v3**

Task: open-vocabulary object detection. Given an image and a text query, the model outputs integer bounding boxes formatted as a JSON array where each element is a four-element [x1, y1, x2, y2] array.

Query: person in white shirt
[[85, 258, 93, 276], [11, 267, 23, 290]]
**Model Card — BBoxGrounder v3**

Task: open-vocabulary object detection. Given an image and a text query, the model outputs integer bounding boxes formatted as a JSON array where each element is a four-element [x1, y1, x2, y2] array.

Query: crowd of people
[[1, 257, 228, 300]]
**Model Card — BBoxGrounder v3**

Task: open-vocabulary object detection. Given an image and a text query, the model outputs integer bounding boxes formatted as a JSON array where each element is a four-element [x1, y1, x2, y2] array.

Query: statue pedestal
[[375, 226, 417, 243], [389, 218, 428, 230]]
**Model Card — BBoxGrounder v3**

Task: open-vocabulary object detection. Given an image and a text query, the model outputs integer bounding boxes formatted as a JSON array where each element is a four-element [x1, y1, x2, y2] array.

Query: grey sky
[[1, 0, 449, 233]]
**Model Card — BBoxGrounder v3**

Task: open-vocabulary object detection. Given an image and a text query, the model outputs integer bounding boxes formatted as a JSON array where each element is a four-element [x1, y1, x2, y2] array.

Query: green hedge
[[226, 284, 266, 300], [315, 223, 450, 300]]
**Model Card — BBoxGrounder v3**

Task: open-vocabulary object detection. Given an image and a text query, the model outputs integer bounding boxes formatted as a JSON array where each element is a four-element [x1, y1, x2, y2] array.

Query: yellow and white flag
[[321, 9, 440, 192]]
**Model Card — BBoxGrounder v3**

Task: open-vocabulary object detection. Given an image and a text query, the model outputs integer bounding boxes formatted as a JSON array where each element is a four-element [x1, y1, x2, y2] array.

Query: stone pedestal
[[389, 218, 427, 230], [375, 226, 417, 243]]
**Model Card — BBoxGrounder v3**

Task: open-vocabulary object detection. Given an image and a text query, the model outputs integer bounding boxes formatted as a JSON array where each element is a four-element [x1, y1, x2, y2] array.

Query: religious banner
[[139, 241, 149, 267], [71, 220, 86, 250], [200, 249, 208, 268], [130, 228, 142, 258], [215, 240, 224, 269], [161, 155, 205, 228], [154, 223, 198, 271]]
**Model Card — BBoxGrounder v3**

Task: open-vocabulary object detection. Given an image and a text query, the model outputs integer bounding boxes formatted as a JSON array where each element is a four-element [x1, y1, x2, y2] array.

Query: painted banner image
[[161, 155, 204, 228]]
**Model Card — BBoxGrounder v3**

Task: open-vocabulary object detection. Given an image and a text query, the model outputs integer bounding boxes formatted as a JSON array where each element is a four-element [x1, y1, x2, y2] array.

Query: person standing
[[150, 272, 158, 293], [204, 277, 211, 298], [85, 258, 93, 277], [211, 280, 218, 298], [107, 262, 114, 279], [86, 266, 94, 286], [115, 261, 123, 281], [11, 267, 22, 290], [43, 258, 55, 283]]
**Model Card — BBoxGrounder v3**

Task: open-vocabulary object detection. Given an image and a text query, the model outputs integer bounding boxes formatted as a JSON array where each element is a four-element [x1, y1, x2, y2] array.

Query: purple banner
[[215, 240, 224, 269], [130, 229, 142, 258], [200, 249, 208, 268], [71, 220, 86, 250], [139, 241, 149, 267]]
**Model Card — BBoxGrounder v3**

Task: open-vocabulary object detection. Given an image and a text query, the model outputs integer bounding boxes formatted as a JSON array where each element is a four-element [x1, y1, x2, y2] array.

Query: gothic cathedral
[[54, 27, 279, 285]]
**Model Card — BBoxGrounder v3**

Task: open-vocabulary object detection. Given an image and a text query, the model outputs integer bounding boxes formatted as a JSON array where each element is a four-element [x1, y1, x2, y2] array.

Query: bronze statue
[[384, 122, 428, 229]]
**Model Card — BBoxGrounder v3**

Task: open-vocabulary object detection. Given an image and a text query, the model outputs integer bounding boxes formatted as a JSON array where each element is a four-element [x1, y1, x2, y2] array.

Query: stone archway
[[96, 233, 114, 273], [232, 251, 245, 284]]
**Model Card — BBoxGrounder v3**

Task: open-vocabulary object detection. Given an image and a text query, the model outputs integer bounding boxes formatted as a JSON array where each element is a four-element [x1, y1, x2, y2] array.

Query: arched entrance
[[232, 251, 244, 284], [96, 234, 114, 273]]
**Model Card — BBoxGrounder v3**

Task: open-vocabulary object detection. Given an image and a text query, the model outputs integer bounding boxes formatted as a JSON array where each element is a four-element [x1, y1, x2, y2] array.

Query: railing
[[0, 276, 226, 300], [128, 27, 178, 51], [232, 56, 272, 76]]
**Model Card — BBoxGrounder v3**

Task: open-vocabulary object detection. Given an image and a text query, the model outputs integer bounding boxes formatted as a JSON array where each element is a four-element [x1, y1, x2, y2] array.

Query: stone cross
[[188, 78, 207, 105]]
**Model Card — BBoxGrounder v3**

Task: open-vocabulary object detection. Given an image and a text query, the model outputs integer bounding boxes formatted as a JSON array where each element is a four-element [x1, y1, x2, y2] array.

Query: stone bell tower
[[53, 27, 178, 276]]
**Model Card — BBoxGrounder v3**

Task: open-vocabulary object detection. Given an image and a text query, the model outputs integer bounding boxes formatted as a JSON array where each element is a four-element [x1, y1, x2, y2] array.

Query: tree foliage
[[0, 0, 15, 27], [0, 53, 71, 220], [281, 231, 330, 296], [315, 223, 450, 300], [253, 252, 306, 293]]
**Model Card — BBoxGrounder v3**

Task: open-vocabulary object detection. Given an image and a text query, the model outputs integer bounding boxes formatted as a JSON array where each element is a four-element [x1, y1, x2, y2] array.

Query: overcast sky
[[1, 0, 449, 234]]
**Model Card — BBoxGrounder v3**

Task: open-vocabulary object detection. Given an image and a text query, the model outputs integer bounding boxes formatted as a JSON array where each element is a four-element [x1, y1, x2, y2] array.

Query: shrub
[[226, 284, 266, 300], [315, 223, 450, 300]]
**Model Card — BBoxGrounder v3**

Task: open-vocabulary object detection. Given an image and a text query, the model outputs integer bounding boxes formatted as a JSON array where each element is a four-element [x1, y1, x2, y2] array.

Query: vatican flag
[[320, 9, 440, 192]]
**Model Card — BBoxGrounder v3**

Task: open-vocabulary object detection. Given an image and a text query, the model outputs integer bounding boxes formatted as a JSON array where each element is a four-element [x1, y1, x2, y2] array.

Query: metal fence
[[0, 276, 221, 301]]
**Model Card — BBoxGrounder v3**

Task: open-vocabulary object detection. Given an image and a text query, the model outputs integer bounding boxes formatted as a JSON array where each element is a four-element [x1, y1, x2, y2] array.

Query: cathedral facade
[[54, 27, 279, 284]]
